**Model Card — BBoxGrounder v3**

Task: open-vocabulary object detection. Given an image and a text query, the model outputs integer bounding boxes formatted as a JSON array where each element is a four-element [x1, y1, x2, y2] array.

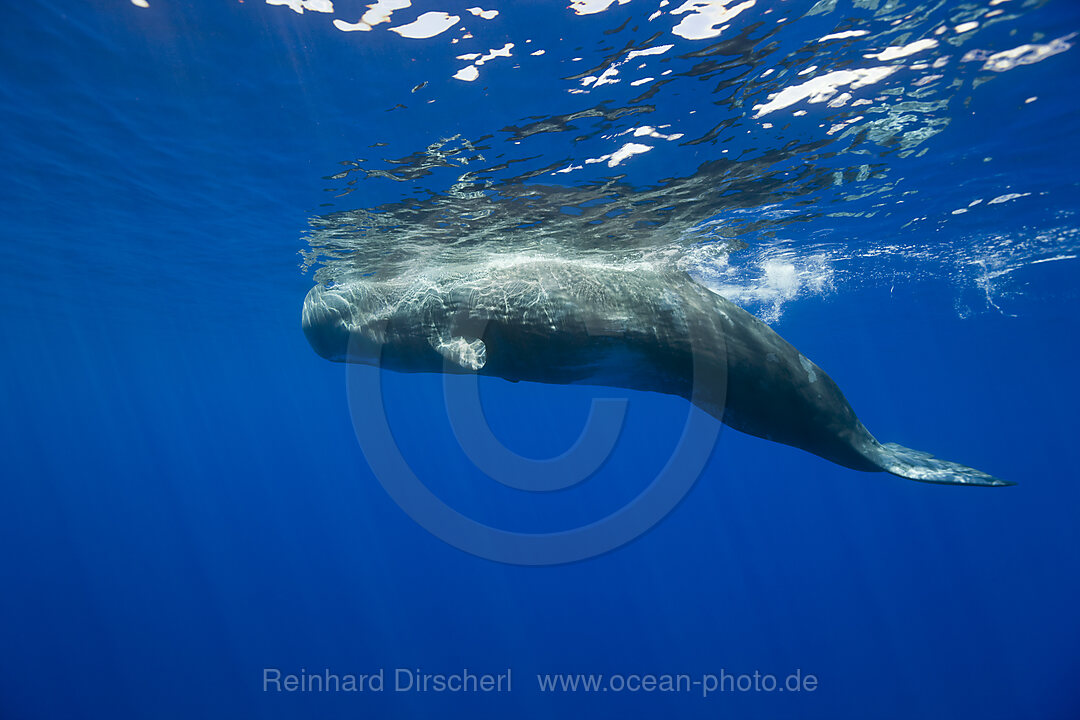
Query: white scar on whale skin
[[303, 259, 1011, 487]]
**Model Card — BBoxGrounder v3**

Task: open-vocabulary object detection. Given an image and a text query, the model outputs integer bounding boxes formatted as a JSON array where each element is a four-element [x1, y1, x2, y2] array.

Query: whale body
[[302, 259, 1010, 486]]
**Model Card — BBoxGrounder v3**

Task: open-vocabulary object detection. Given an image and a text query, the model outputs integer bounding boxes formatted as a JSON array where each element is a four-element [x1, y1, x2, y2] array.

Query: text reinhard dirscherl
[[262, 668, 819, 698], [263, 668, 511, 694]]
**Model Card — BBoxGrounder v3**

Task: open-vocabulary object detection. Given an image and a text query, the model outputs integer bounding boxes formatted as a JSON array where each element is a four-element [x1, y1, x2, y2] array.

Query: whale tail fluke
[[869, 442, 1014, 487]]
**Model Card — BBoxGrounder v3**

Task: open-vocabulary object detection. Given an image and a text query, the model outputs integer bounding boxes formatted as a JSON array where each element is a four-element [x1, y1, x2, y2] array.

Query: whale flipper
[[431, 336, 487, 371], [868, 442, 1014, 486]]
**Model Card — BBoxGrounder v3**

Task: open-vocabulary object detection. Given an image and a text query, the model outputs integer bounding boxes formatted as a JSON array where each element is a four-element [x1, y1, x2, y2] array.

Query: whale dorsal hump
[[430, 336, 487, 371]]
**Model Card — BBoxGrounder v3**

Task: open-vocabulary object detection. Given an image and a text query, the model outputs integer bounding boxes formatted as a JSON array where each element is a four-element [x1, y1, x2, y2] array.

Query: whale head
[[301, 284, 385, 364]]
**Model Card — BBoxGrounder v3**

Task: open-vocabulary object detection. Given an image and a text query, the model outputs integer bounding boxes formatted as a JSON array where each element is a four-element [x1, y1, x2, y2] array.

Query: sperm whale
[[302, 259, 1010, 486]]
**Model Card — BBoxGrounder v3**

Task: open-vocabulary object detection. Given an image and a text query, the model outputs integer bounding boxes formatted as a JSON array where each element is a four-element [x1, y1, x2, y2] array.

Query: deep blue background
[[1, 1, 1078, 718]]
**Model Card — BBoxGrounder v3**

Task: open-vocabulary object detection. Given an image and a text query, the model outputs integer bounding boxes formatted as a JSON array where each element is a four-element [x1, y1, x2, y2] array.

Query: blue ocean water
[[2, 0, 1079, 718]]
